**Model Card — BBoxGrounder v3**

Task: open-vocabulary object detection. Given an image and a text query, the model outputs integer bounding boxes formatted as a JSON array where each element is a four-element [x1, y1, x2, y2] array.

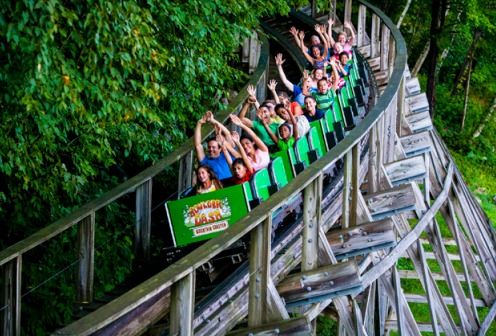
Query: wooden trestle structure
[[2, 1, 496, 335]]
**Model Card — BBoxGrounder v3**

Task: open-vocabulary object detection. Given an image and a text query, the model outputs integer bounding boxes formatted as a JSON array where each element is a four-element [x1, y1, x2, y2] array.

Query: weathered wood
[[276, 261, 362, 305], [135, 179, 152, 261], [227, 316, 311, 336], [352, 298, 366, 336], [342, 151, 352, 228], [344, 0, 353, 25], [405, 111, 433, 133], [400, 131, 432, 157], [417, 240, 440, 336], [406, 93, 429, 114], [379, 270, 421, 335], [178, 151, 194, 195], [357, 5, 367, 48], [447, 200, 480, 324], [326, 219, 396, 260], [303, 176, 322, 271], [368, 124, 379, 193], [363, 183, 417, 221], [405, 77, 421, 97], [476, 299, 496, 336], [77, 213, 95, 304], [424, 152, 430, 202], [248, 215, 272, 326], [404, 293, 486, 308], [393, 267, 404, 335], [350, 145, 360, 226], [383, 155, 426, 186], [2, 257, 21, 336], [170, 272, 195, 336], [266, 280, 289, 322], [370, 14, 381, 58], [380, 24, 390, 72], [399, 269, 466, 282], [363, 281, 376, 335]]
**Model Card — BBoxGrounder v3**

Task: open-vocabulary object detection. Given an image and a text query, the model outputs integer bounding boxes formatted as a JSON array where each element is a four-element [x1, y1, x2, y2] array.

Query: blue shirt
[[200, 152, 232, 180]]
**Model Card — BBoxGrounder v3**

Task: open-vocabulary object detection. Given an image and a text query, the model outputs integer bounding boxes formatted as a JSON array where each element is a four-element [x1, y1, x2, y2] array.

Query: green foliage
[[317, 314, 338, 335], [0, 0, 299, 332]]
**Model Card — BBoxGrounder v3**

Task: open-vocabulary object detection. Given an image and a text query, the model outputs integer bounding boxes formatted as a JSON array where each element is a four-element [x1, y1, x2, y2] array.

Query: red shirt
[[231, 168, 254, 185]]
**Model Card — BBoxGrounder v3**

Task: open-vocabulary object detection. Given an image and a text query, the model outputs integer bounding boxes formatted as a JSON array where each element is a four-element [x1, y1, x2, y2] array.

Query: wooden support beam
[[2, 257, 21, 336], [170, 272, 195, 336], [417, 240, 440, 336], [303, 176, 322, 271], [350, 144, 360, 227], [227, 316, 311, 336], [342, 152, 352, 229], [363, 282, 376, 336], [178, 151, 194, 195], [370, 15, 381, 58], [135, 179, 152, 261], [477, 299, 496, 336], [357, 5, 367, 48], [344, 0, 353, 25], [368, 124, 379, 193], [447, 200, 480, 324], [266, 280, 289, 321], [248, 215, 272, 326], [77, 213, 95, 304], [393, 267, 405, 335]]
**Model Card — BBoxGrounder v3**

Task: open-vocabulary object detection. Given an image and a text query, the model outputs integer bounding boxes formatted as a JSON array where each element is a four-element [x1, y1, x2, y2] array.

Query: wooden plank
[[406, 77, 421, 96], [363, 282, 376, 335], [399, 270, 468, 282], [368, 124, 379, 193], [178, 151, 194, 195], [363, 183, 417, 220], [276, 262, 362, 305], [417, 240, 440, 336], [351, 144, 360, 226], [77, 213, 95, 304], [477, 299, 496, 336], [302, 176, 322, 272], [385, 321, 462, 333], [405, 111, 433, 133], [327, 219, 396, 260], [266, 280, 289, 322], [448, 200, 480, 324], [248, 216, 272, 326], [383, 155, 426, 186], [227, 316, 311, 336], [135, 179, 152, 261], [2, 257, 21, 336], [370, 14, 381, 58], [344, 0, 352, 25], [380, 24, 390, 72], [170, 272, 195, 336], [357, 5, 367, 48], [404, 294, 486, 308], [406, 92, 429, 114], [393, 267, 404, 335], [342, 151, 352, 228]]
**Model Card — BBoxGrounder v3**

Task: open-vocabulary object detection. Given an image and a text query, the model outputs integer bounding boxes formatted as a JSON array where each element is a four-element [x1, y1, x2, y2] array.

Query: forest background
[[1, 0, 495, 333]]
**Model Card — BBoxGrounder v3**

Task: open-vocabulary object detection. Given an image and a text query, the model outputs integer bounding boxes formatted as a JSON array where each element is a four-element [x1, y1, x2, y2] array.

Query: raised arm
[[344, 22, 355, 45], [289, 26, 303, 50], [298, 31, 317, 65], [231, 131, 254, 173], [327, 18, 337, 47], [194, 113, 208, 161], [267, 79, 280, 104], [260, 117, 278, 145], [275, 53, 294, 91], [329, 61, 340, 91], [230, 114, 269, 153], [238, 97, 255, 128], [246, 84, 260, 109], [208, 112, 233, 145], [288, 111, 299, 140], [315, 25, 329, 59]]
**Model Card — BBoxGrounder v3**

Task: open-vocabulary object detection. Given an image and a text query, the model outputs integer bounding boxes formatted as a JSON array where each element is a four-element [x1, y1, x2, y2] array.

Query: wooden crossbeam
[[363, 183, 417, 221], [327, 219, 396, 260], [226, 316, 311, 336]]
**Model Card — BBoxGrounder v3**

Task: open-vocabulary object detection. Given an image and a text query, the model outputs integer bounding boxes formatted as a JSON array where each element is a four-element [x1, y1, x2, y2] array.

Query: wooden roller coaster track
[[1, 1, 496, 335]]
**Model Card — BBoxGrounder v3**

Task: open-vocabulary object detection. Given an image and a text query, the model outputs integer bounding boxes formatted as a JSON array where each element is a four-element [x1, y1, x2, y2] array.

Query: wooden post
[[77, 213, 95, 304], [178, 151, 194, 196], [381, 24, 390, 72], [302, 175, 322, 271], [397, 77, 405, 137], [248, 32, 259, 74], [344, 0, 353, 25], [135, 179, 152, 261], [371, 15, 381, 58], [368, 124, 379, 193], [330, 0, 337, 21], [342, 152, 352, 229], [417, 239, 440, 336], [448, 200, 480, 325], [357, 5, 367, 48], [350, 144, 360, 227], [170, 272, 195, 336], [393, 267, 404, 335], [311, 0, 317, 18], [248, 215, 272, 326], [2, 257, 21, 336]]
